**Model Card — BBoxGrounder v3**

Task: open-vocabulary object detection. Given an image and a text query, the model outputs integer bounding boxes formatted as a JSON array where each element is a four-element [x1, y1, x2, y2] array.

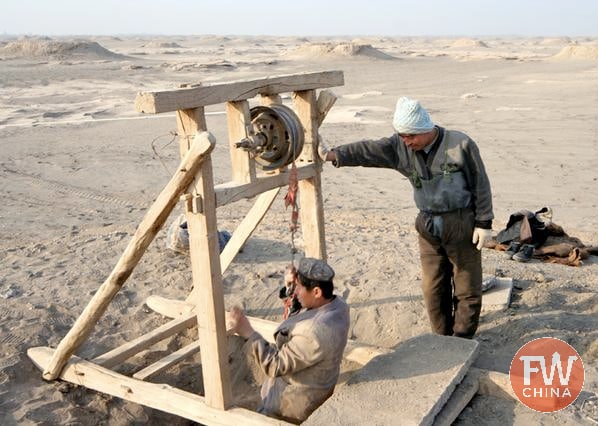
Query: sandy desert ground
[[1, 34, 598, 424]]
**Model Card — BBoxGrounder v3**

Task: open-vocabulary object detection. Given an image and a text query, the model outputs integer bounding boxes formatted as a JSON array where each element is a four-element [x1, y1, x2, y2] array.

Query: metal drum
[[235, 104, 304, 171]]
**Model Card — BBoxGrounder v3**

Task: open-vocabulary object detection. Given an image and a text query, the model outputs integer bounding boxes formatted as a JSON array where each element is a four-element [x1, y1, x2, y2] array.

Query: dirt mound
[[552, 44, 598, 60], [140, 41, 183, 48], [538, 37, 572, 46], [197, 35, 232, 43], [286, 42, 397, 60], [450, 38, 488, 48], [1, 38, 126, 59]]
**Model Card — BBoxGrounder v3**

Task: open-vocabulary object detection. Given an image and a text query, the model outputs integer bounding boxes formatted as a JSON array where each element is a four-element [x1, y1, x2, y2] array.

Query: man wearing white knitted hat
[[319, 97, 493, 338]]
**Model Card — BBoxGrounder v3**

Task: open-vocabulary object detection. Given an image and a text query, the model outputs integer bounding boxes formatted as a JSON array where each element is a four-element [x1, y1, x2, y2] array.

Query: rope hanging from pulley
[[234, 103, 305, 319], [282, 160, 300, 319]]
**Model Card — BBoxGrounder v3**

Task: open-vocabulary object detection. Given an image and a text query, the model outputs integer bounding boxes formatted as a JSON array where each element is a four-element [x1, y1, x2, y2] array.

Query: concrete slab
[[482, 277, 513, 311], [304, 334, 479, 426], [434, 368, 480, 426]]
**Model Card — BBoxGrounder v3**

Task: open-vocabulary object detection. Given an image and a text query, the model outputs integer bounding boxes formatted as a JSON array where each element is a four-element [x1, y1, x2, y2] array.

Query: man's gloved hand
[[317, 134, 331, 161], [472, 227, 493, 251]]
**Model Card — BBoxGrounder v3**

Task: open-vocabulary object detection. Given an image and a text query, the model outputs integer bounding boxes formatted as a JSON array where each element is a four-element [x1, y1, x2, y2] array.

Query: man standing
[[227, 257, 349, 423], [320, 97, 493, 338]]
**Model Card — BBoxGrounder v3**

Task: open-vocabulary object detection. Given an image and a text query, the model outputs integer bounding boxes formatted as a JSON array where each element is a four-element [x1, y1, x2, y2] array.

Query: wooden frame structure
[[27, 71, 390, 424]]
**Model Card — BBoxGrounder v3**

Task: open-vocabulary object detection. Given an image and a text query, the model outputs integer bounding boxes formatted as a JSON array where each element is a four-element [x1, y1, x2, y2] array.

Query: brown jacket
[[247, 296, 350, 423]]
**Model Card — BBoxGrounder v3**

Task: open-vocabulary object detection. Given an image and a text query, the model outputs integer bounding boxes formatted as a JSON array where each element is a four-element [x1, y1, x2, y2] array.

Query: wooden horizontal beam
[[135, 71, 344, 114], [215, 164, 318, 207], [93, 313, 197, 368], [133, 340, 201, 381], [28, 347, 290, 425]]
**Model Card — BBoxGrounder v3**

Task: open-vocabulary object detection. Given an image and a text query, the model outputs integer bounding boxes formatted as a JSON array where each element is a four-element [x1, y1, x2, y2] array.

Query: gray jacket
[[333, 127, 494, 226], [247, 296, 350, 423]]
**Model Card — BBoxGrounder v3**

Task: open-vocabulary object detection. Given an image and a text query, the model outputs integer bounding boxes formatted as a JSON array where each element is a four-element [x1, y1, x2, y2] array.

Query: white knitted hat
[[392, 97, 434, 134]]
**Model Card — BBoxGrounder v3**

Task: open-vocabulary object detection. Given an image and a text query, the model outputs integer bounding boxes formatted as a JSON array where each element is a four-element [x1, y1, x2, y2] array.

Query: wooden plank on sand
[[28, 347, 290, 425]]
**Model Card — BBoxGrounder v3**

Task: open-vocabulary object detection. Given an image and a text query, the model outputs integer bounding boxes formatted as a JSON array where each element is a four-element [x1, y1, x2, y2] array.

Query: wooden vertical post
[[293, 90, 327, 260], [176, 108, 206, 158], [260, 94, 283, 106], [176, 109, 233, 410], [225, 100, 256, 183]]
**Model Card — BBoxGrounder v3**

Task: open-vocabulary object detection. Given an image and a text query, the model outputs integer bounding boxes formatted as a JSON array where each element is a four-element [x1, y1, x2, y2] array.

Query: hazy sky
[[2, 0, 597, 37]]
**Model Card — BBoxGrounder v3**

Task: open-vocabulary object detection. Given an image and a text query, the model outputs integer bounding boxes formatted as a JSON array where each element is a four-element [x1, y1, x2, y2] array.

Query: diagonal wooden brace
[[42, 132, 216, 381]]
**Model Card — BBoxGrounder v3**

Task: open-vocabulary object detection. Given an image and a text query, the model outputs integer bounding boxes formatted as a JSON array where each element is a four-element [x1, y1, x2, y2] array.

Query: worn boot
[[504, 241, 522, 259], [513, 244, 534, 262]]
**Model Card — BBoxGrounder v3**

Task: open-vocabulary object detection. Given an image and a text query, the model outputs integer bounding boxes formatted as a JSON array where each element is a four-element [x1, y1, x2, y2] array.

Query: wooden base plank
[[28, 347, 290, 425]]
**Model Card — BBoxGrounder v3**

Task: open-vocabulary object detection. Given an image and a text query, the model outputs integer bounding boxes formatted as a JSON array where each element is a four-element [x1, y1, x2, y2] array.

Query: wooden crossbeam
[[93, 313, 197, 368], [28, 347, 291, 425], [214, 164, 317, 207], [135, 71, 344, 114], [133, 340, 201, 381]]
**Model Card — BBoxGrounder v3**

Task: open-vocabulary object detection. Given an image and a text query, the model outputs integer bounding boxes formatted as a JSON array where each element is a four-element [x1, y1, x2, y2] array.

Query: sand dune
[[285, 42, 398, 60], [449, 38, 489, 48], [140, 41, 184, 48], [552, 43, 598, 60], [1, 37, 126, 59]]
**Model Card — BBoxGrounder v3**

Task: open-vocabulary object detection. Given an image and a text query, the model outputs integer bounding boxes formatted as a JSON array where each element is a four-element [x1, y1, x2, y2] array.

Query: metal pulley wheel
[[236, 104, 304, 171]]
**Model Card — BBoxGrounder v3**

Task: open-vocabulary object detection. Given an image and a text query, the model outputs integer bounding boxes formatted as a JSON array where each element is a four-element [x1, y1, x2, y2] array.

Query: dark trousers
[[415, 209, 482, 338]]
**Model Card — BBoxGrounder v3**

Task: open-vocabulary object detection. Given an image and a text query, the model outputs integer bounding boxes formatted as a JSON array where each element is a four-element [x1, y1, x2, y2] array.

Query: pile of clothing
[[486, 207, 598, 266]]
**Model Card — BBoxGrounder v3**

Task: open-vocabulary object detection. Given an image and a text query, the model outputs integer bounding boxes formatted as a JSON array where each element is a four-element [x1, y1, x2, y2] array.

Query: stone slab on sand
[[304, 334, 479, 426], [482, 277, 513, 311], [433, 368, 480, 426]]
